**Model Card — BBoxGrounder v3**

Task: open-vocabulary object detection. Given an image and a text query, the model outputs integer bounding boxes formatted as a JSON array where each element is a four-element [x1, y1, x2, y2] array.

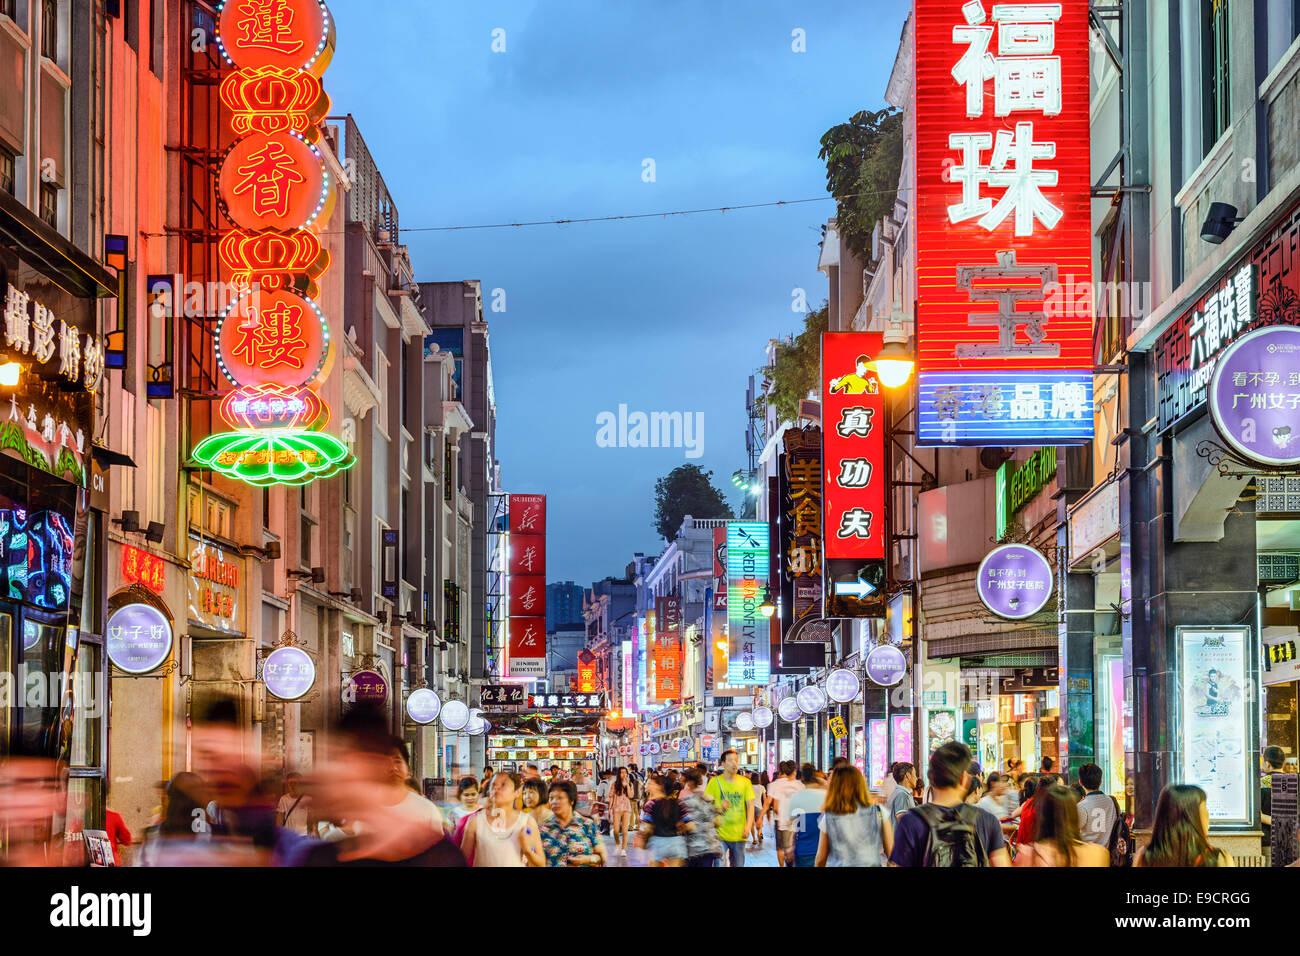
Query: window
[[375, 350, 390, 436], [1202, 0, 1231, 152], [39, 182, 57, 228], [0, 0, 14, 22], [300, 513, 313, 567], [41, 0, 56, 59], [0, 148, 13, 196], [1265, 0, 1300, 73]]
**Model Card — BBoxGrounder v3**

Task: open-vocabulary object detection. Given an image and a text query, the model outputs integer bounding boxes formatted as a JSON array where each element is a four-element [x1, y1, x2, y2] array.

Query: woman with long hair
[[461, 771, 545, 867], [1137, 784, 1234, 867], [609, 767, 634, 857], [1013, 785, 1108, 867], [815, 765, 892, 866]]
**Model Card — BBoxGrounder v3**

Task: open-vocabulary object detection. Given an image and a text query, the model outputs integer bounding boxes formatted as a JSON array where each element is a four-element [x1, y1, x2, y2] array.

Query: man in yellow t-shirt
[[705, 749, 754, 867]]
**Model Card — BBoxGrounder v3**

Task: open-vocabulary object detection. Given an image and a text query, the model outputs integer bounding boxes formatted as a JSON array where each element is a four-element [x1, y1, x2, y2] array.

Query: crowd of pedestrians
[[0, 694, 1281, 868]]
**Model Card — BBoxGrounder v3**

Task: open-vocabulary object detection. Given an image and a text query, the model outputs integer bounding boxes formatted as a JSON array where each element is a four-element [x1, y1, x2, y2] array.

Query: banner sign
[[508, 494, 546, 534], [1263, 627, 1300, 686], [914, 0, 1094, 446], [822, 333, 887, 617], [1209, 325, 1300, 466], [976, 543, 1053, 619], [726, 522, 771, 685], [507, 493, 547, 678], [622, 640, 636, 713], [1178, 627, 1251, 823], [782, 426, 824, 632], [712, 526, 728, 611], [107, 603, 173, 675], [653, 596, 682, 701], [507, 617, 546, 678], [263, 645, 315, 701], [481, 684, 528, 707], [528, 692, 607, 710], [508, 575, 546, 618]]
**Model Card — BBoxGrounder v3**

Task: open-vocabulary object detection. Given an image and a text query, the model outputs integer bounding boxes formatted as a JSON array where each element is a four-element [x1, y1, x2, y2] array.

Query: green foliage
[[818, 108, 904, 262], [653, 464, 734, 541], [763, 303, 829, 425]]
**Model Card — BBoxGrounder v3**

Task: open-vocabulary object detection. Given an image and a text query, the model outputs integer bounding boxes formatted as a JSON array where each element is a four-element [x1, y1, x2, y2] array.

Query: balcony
[[342, 334, 382, 420]]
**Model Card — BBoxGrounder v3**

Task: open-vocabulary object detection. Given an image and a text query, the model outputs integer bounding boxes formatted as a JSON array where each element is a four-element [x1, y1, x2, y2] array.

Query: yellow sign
[[829, 716, 848, 740]]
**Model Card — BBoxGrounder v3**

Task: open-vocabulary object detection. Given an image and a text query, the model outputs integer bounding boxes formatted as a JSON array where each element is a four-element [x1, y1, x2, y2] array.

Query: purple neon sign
[[976, 544, 1053, 620], [264, 646, 315, 700], [1209, 325, 1300, 466], [107, 603, 173, 675]]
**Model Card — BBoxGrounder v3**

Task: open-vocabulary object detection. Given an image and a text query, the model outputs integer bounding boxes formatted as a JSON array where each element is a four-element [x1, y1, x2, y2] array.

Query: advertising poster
[[869, 718, 889, 789], [891, 714, 913, 764], [1179, 627, 1250, 823], [926, 708, 957, 756]]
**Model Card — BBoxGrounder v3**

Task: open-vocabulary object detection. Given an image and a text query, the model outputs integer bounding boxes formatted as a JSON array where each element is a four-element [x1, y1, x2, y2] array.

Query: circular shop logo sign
[[345, 669, 388, 704], [107, 603, 173, 675], [864, 645, 907, 687], [1210, 325, 1300, 466], [777, 696, 802, 722], [406, 688, 442, 724], [264, 646, 316, 700], [976, 543, 1053, 620]]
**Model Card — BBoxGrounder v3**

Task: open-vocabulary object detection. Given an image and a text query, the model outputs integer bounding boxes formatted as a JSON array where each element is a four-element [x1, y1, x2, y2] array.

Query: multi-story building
[[583, 572, 636, 710], [547, 580, 584, 633]]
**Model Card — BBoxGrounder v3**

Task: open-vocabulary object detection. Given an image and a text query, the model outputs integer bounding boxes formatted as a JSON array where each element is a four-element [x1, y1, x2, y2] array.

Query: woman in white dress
[[461, 771, 545, 867]]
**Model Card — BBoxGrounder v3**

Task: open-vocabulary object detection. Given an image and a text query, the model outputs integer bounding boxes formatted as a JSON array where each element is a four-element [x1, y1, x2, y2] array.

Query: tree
[[653, 465, 734, 541], [763, 302, 828, 425], [818, 108, 904, 262]]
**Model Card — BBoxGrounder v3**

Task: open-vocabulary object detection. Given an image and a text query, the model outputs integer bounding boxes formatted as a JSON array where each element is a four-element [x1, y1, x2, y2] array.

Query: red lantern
[[217, 0, 334, 74], [218, 132, 328, 232], [216, 288, 329, 388]]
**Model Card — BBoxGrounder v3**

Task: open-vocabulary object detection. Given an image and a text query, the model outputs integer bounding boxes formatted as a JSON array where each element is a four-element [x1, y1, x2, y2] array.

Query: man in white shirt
[[1076, 763, 1117, 847], [275, 772, 313, 834], [761, 761, 806, 867], [975, 772, 1018, 835]]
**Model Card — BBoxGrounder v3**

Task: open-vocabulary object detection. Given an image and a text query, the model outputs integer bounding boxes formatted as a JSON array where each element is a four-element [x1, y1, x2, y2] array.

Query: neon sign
[[198, 0, 351, 487], [914, 0, 1093, 446]]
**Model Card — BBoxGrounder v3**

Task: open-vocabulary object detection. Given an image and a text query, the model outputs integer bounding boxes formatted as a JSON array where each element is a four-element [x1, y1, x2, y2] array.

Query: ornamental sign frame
[[976, 543, 1054, 620], [914, 0, 1094, 446]]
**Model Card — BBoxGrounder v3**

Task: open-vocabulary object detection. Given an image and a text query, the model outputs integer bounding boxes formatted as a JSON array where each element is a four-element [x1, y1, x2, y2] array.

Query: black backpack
[[1107, 796, 1134, 868], [914, 803, 990, 867]]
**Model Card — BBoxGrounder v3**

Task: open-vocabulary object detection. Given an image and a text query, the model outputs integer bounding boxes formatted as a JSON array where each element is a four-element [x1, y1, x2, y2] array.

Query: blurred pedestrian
[[275, 772, 312, 835], [638, 774, 687, 867], [609, 767, 635, 856], [788, 764, 828, 866], [762, 760, 804, 866], [680, 768, 722, 867], [748, 771, 767, 848], [445, 776, 480, 830]]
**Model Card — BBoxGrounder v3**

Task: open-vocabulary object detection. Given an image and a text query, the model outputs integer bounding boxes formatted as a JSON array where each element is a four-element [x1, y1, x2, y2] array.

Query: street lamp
[[0, 362, 21, 387], [758, 585, 775, 618], [870, 311, 913, 389]]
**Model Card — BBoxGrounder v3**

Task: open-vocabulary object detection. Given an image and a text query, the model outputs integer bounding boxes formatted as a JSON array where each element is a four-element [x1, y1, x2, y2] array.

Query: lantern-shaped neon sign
[[195, 0, 352, 487]]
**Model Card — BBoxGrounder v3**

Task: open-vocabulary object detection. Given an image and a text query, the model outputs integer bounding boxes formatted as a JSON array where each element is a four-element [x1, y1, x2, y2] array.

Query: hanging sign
[[726, 522, 771, 685], [121, 544, 166, 593], [406, 688, 442, 724], [264, 645, 316, 700], [107, 603, 173, 675], [865, 645, 907, 686], [914, 0, 1094, 445], [197, 0, 352, 488], [1209, 325, 1300, 466], [976, 543, 1053, 619], [507, 617, 546, 678], [344, 668, 388, 704]]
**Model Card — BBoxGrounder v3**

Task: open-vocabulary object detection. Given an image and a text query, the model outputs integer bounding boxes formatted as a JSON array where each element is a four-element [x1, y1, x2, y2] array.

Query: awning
[[0, 190, 118, 300], [92, 445, 136, 468]]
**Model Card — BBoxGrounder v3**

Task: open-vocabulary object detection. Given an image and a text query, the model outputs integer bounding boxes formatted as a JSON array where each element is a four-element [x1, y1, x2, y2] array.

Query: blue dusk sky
[[324, 0, 907, 587]]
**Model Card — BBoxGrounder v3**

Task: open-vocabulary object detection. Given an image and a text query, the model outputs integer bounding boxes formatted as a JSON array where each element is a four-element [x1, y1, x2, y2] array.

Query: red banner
[[653, 596, 683, 701], [508, 534, 546, 576], [507, 617, 546, 677], [822, 333, 885, 561], [508, 494, 546, 534]]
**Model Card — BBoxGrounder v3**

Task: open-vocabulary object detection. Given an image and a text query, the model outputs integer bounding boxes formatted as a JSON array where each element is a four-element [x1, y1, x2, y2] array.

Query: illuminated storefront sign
[[995, 445, 1056, 538], [1208, 325, 1300, 466], [345, 668, 388, 704], [822, 333, 886, 616], [914, 0, 1093, 445], [195, 0, 352, 487], [726, 522, 770, 685], [263, 645, 315, 700], [653, 596, 682, 701], [505, 493, 547, 679], [621, 640, 635, 713], [188, 536, 243, 633], [507, 617, 546, 678], [121, 544, 166, 593], [976, 543, 1053, 619], [1178, 626, 1251, 823], [405, 687, 442, 724], [107, 603, 173, 675], [577, 650, 597, 694]]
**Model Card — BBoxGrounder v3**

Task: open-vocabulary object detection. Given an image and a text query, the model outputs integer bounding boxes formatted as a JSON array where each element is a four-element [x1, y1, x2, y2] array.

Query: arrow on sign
[[833, 571, 877, 599]]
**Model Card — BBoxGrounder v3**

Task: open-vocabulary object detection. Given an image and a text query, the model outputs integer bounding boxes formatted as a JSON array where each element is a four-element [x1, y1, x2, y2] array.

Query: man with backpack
[[888, 742, 1011, 867]]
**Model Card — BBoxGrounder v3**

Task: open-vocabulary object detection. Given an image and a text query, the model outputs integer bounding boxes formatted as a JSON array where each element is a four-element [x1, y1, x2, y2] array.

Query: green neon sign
[[995, 446, 1057, 539], [191, 430, 355, 486]]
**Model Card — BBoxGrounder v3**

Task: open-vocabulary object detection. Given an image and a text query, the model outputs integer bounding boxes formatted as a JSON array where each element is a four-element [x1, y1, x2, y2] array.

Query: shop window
[[40, 0, 56, 59], [1202, 0, 1231, 153], [38, 181, 57, 228], [0, 148, 13, 196]]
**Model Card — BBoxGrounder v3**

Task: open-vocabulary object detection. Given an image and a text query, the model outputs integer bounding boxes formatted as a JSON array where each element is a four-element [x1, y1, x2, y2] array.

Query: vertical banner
[[506, 494, 547, 678], [726, 522, 771, 685], [653, 596, 682, 701], [621, 639, 636, 714], [822, 333, 886, 617], [783, 427, 824, 635], [913, 0, 1094, 445]]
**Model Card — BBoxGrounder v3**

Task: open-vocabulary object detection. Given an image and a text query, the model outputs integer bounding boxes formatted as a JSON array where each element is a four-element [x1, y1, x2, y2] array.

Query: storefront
[[489, 734, 596, 775], [0, 191, 115, 849]]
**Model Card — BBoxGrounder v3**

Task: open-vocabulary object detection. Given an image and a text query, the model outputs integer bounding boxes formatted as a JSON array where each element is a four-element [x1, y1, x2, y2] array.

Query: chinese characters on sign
[[263, 645, 316, 700], [782, 426, 824, 632], [726, 522, 771, 685], [107, 603, 174, 675], [822, 333, 886, 617], [506, 494, 547, 678], [121, 544, 166, 593], [3, 284, 106, 392], [480, 684, 527, 707], [188, 537, 243, 633], [653, 596, 682, 701], [1207, 324, 1300, 466], [975, 543, 1054, 619], [194, 0, 353, 487], [915, 0, 1093, 445], [527, 693, 607, 710]]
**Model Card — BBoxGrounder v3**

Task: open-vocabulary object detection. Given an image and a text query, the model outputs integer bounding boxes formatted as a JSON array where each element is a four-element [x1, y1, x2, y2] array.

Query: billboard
[[726, 522, 770, 685], [914, 0, 1093, 445]]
